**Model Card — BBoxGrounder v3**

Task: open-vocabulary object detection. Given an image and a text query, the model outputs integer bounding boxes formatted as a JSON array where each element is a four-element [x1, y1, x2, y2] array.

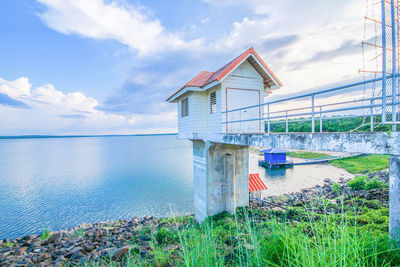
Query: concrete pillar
[[192, 140, 249, 222], [390, 155, 400, 242]]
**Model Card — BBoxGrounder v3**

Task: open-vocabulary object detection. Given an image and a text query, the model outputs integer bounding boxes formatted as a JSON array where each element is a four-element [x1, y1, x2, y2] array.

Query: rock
[[15, 246, 28, 256], [38, 253, 52, 262], [1, 251, 12, 258], [64, 247, 82, 258], [55, 256, 65, 267], [113, 247, 129, 259], [138, 235, 151, 242]]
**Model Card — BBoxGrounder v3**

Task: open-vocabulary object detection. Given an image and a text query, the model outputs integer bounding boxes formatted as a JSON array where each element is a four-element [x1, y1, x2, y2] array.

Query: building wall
[[177, 92, 194, 134], [221, 60, 265, 133], [192, 91, 208, 133], [177, 60, 267, 136], [207, 84, 222, 133], [177, 91, 208, 135]]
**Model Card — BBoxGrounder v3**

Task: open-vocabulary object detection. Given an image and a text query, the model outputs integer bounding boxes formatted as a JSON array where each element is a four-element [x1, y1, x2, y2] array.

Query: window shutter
[[210, 91, 216, 114], [181, 97, 189, 117]]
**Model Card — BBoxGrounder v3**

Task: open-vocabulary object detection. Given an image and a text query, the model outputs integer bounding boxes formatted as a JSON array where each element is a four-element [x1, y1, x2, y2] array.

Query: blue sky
[[0, 0, 378, 135]]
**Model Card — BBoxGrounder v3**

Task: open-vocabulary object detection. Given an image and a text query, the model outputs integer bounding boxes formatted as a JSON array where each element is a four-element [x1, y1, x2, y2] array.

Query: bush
[[347, 176, 367, 190], [365, 177, 384, 190], [155, 227, 178, 244]]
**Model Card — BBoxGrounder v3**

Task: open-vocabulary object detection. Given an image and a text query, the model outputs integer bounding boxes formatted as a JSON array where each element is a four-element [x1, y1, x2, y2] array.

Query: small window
[[181, 97, 189, 117], [210, 91, 216, 114]]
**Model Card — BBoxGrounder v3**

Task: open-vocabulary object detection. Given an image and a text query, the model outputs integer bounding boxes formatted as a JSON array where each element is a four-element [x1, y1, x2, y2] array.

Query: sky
[[0, 0, 380, 135]]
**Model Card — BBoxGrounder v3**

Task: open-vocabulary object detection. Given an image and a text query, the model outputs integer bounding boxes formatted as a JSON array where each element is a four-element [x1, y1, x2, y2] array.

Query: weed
[[347, 176, 367, 190], [40, 227, 51, 240], [365, 177, 385, 190]]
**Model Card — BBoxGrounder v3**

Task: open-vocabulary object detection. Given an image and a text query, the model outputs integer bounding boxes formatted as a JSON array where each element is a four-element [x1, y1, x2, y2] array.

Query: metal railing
[[222, 75, 400, 134], [222, 0, 399, 134]]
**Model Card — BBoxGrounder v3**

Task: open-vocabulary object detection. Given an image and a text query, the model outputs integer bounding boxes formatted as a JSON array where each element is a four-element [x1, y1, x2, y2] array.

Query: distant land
[[0, 133, 177, 139]]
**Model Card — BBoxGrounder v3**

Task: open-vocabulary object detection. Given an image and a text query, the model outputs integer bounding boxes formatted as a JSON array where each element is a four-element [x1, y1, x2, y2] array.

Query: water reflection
[[264, 168, 288, 178], [249, 152, 354, 197], [0, 135, 193, 239]]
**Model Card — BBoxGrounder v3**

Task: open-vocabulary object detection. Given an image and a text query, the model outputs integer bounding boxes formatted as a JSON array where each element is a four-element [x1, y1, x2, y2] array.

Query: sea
[[0, 134, 349, 239]]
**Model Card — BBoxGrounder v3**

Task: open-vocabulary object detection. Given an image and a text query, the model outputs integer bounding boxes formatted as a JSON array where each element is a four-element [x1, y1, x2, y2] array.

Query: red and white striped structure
[[249, 173, 268, 192]]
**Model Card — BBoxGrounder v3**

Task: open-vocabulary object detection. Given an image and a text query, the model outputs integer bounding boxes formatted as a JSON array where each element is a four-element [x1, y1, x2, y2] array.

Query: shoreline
[[249, 151, 355, 197], [1, 152, 355, 241], [0, 169, 389, 266]]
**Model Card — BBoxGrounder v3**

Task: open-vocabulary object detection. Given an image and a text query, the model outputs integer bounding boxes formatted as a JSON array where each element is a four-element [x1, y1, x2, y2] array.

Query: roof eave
[[215, 50, 282, 89], [166, 86, 202, 103]]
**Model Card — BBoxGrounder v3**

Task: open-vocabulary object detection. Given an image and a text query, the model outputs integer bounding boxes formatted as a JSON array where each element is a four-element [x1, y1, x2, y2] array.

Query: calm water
[[0, 135, 349, 239], [0, 135, 193, 239]]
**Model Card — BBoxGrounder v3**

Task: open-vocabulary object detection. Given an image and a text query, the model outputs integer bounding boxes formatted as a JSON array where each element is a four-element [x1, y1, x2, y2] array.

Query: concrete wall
[[192, 140, 249, 222], [188, 132, 400, 156]]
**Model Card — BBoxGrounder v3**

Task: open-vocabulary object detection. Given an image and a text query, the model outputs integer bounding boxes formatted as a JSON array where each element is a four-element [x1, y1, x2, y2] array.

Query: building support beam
[[186, 132, 400, 156], [192, 140, 249, 222], [390, 155, 400, 243], [191, 133, 400, 241]]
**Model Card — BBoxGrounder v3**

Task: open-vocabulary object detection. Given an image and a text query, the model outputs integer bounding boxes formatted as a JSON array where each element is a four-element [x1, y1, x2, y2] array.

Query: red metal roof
[[186, 71, 214, 87], [166, 47, 282, 102], [249, 173, 268, 192]]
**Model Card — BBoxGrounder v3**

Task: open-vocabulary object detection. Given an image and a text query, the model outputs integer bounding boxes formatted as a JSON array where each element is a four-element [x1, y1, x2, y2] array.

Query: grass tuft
[[331, 154, 389, 174], [40, 227, 51, 240], [288, 151, 332, 159]]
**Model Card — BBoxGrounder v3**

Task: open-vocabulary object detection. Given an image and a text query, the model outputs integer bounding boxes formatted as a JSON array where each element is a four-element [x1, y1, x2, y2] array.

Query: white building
[[166, 47, 282, 137]]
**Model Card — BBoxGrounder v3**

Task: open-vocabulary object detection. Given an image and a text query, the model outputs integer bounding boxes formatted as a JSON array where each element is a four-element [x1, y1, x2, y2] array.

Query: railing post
[[391, 0, 397, 131], [319, 106, 323, 133], [311, 94, 315, 133], [285, 111, 288, 133], [382, 0, 387, 123], [371, 99, 374, 132], [239, 110, 242, 133], [267, 104, 270, 133]]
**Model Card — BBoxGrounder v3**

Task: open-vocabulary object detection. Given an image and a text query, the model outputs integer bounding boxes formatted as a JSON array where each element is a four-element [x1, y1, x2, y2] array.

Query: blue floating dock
[[259, 148, 293, 169]]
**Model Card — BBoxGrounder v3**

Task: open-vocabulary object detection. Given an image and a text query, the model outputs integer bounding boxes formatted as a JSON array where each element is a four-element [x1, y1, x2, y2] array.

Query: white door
[[226, 88, 260, 133]]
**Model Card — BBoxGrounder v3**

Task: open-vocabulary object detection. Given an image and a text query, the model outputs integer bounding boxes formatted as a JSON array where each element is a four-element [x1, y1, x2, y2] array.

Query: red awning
[[249, 173, 268, 192]]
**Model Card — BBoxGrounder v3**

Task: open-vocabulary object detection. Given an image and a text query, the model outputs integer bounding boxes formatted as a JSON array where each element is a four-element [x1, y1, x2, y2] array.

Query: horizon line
[[0, 133, 178, 140]]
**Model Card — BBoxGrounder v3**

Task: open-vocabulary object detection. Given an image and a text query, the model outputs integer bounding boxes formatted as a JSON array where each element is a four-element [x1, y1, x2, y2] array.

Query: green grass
[[331, 154, 389, 174], [267, 115, 400, 133], [288, 151, 332, 159], [86, 203, 399, 266]]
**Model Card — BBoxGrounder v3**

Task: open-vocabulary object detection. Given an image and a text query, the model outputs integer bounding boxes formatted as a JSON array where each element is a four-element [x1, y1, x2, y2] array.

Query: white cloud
[[22, 0, 380, 135], [201, 17, 210, 25], [0, 76, 176, 135], [207, 0, 375, 95], [37, 0, 202, 56], [0, 77, 32, 99]]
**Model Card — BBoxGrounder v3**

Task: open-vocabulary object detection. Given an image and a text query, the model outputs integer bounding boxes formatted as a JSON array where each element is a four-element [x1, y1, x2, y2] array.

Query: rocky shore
[[0, 215, 191, 266], [252, 170, 389, 212], [0, 170, 389, 266]]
